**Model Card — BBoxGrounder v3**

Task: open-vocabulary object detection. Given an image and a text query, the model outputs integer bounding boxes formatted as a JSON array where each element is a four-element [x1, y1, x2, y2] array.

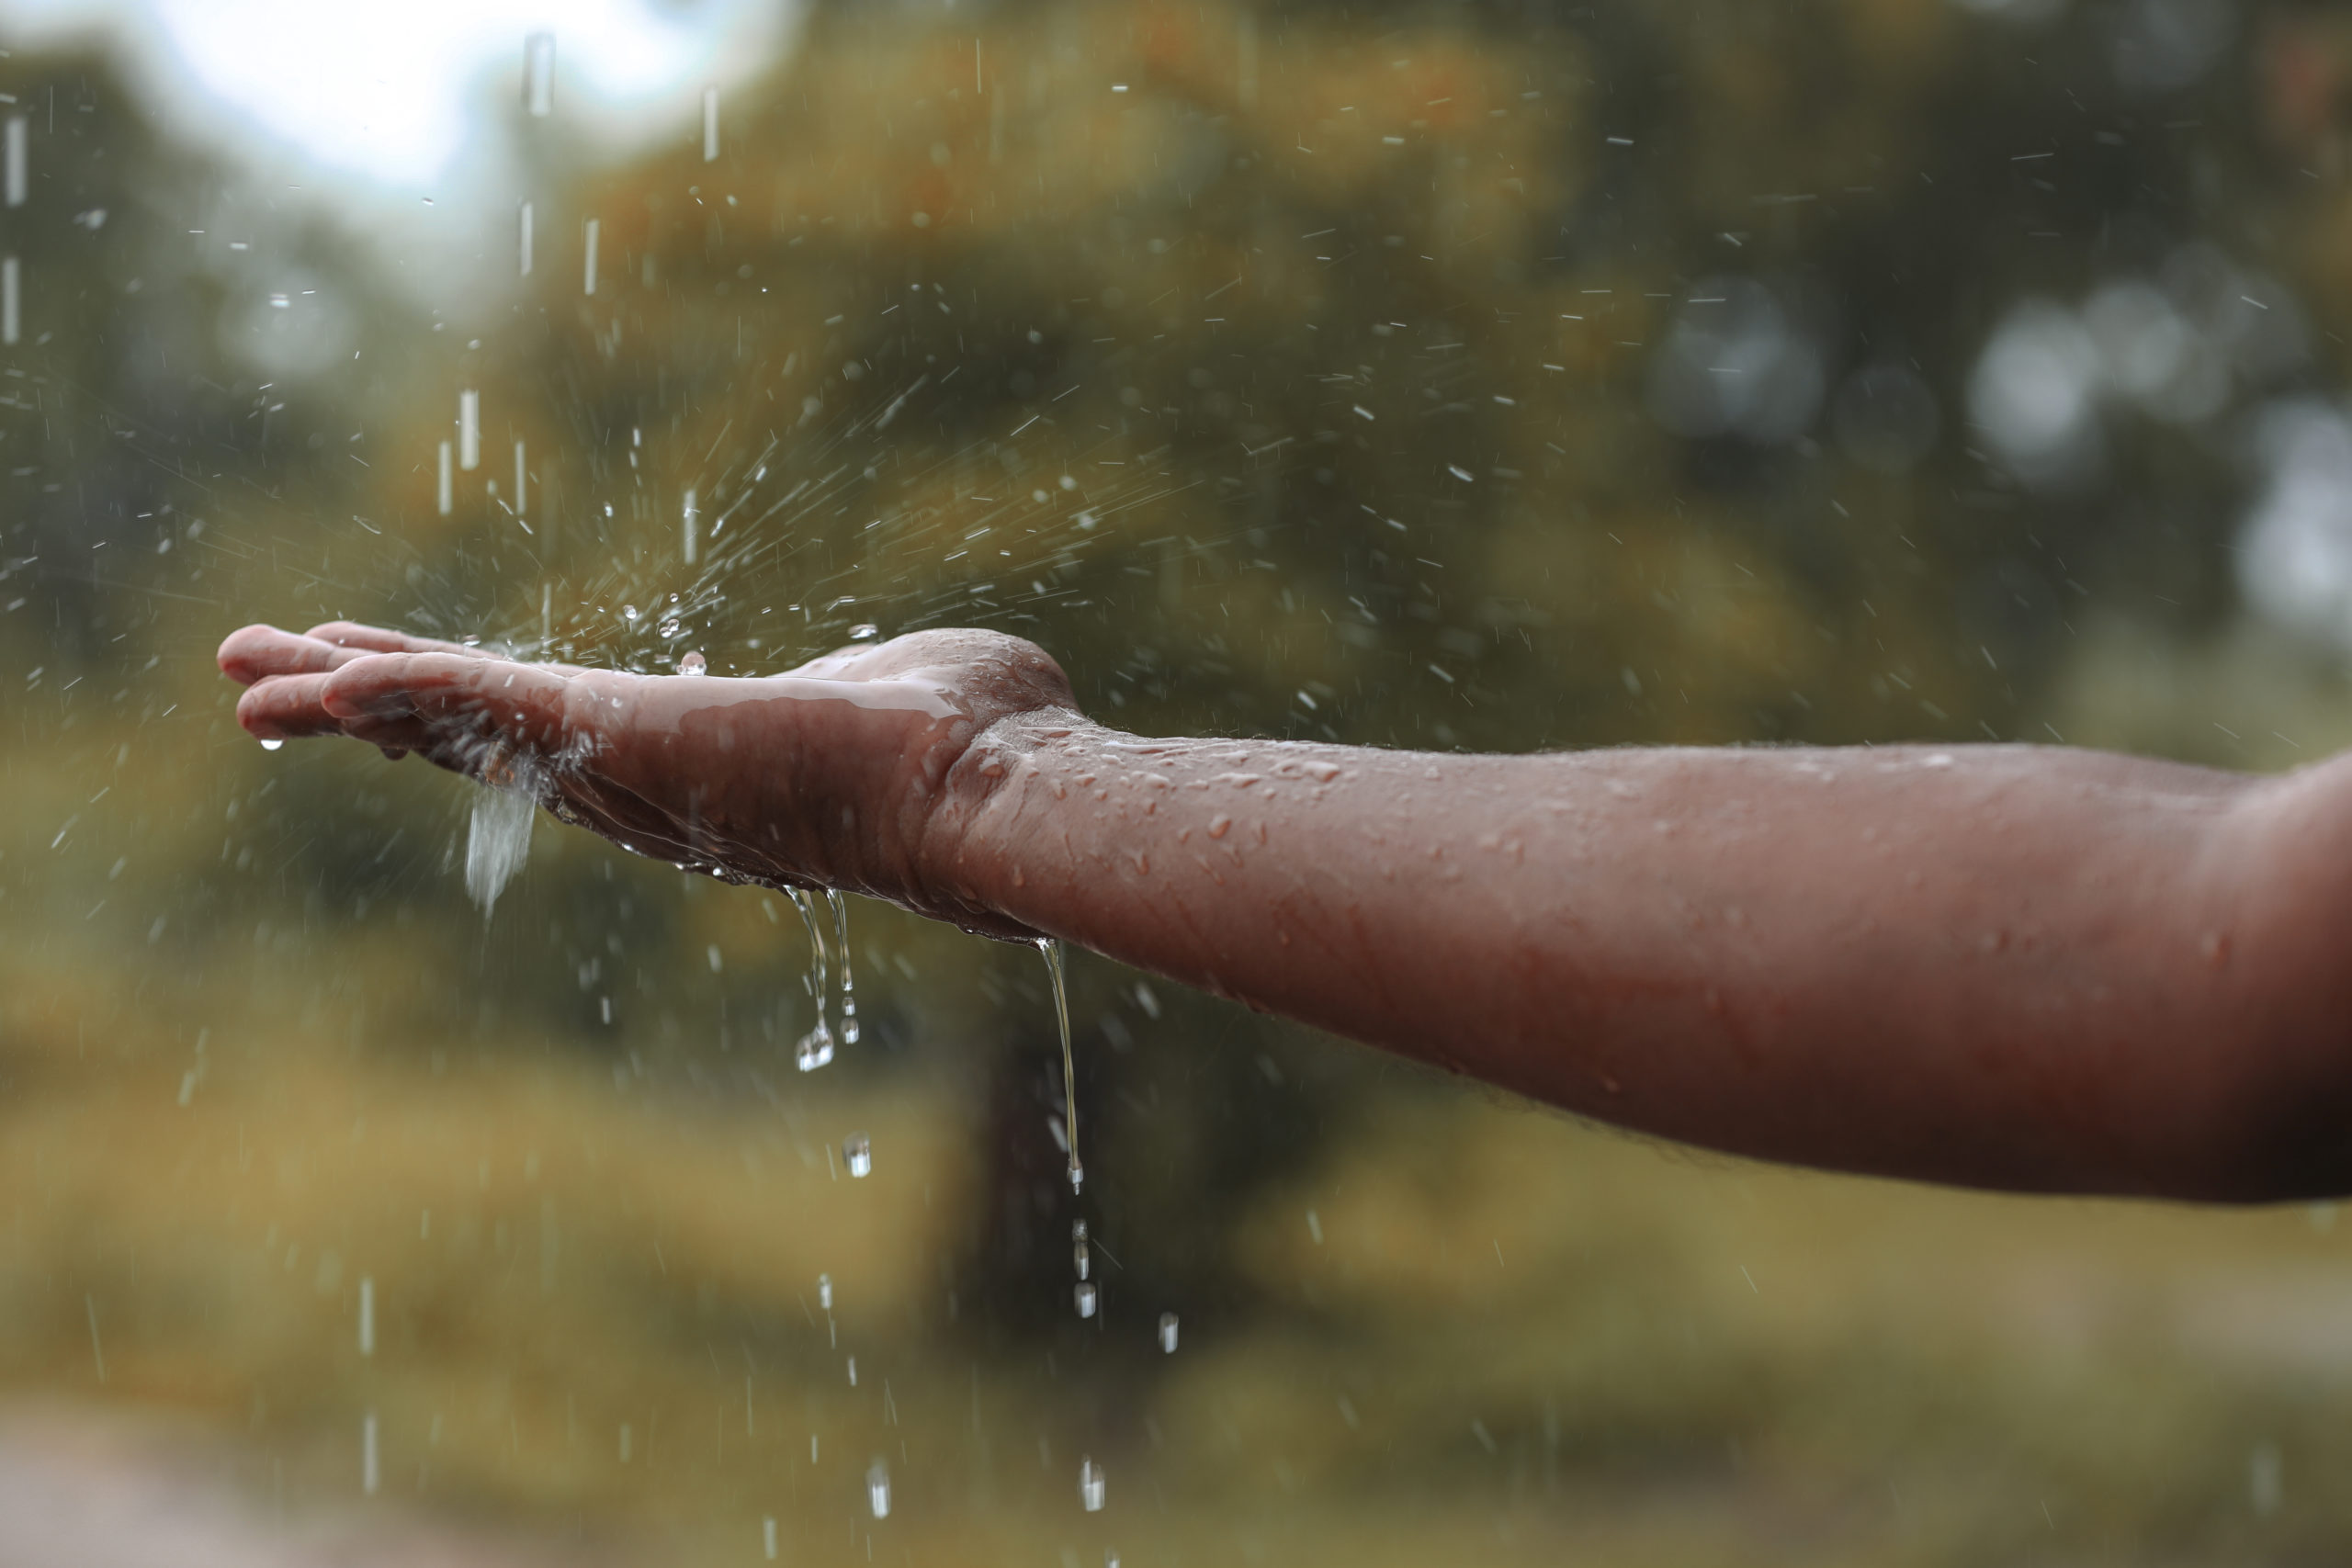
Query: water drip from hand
[[1036, 938, 1080, 1192], [789, 888, 834, 1071], [827, 889, 860, 1045]]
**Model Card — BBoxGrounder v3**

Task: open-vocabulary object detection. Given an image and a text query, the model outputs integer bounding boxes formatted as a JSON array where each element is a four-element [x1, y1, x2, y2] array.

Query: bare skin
[[219, 621, 2352, 1204]]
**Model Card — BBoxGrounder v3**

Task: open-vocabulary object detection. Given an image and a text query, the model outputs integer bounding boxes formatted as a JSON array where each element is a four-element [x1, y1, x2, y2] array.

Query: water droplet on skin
[[842, 1133, 872, 1179], [1159, 1313, 1179, 1353], [848, 623, 879, 641], [867, 1460, 891, 1519], [678, 650, 707, 676], [258, 738, 284, 751], [620, 604, 639, 623], [1075, 1281, 1098, 1318], [1080, 1458, 1105, 1511], [818, 1273, 833, 1311]]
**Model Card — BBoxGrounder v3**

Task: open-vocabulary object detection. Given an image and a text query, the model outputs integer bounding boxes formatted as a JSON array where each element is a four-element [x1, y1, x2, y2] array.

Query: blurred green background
[[8, 0, 2352, 1562]]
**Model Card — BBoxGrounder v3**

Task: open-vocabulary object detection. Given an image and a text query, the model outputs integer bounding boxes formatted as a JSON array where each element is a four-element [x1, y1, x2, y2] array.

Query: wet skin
[[220, 621, 2352, 1203]]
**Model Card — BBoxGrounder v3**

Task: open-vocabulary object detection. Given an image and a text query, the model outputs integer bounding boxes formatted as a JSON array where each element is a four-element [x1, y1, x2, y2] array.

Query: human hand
[[216, 620, 1078, 935]]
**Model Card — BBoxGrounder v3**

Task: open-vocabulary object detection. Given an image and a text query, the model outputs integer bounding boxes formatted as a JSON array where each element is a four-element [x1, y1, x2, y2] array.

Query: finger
[[236, 673, 351, 740], [218, 625, 376, 686], [322, 652, 580, 756], [303, 621, 492, 660]]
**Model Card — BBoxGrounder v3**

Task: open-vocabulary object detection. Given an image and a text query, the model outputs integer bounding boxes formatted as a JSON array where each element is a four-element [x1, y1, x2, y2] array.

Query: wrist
[[909, 705, 1094, 939]]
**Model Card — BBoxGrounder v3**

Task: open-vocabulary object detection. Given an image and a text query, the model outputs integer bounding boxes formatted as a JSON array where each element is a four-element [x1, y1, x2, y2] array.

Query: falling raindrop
[[842, 1133, 872, 1179], [458, 389, 480, 470], [678, 650, 707, 676], [522, 31, 556, 117], [1080, 1457, 1105, 1512], [658, 617, 682, 639], [362, 1412, 379, 1495], [620, 604, 640, 624], [703, 86, 721, 162], [818, 1273, 833, 1311], [1074, 1281, 1098, 1318], [866, 1460, 891, 1519], [583, 217, 600, 296], [4, 118, 23, 209], [1073, 1219, 1091, 1280], [436, 440, 452, 515], [517, 199, 534, 276], [1159, 1313, 1179, 1354], [258, 738, 284, 752]]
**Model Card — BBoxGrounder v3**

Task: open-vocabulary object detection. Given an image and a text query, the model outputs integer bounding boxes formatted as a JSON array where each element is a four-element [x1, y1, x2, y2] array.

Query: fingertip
[[217, 623, 284, 682]]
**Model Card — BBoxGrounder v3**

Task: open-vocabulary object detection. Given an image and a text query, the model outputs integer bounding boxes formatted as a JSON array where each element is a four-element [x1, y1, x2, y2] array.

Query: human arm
[[219, 621, 2352, 1202]]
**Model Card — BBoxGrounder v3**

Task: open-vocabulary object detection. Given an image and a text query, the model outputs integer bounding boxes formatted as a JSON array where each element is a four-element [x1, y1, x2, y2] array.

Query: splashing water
[[1037, 939, 1081, 1191], [827, 889, 860, 1044], [464, 763, 538, 915], [789, 888, 836, 1071]]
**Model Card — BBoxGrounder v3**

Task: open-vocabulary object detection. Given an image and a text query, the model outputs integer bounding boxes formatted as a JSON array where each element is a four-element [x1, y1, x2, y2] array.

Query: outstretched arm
[[932, 716, 2352, 1201], [220, 622, 2352, 1203]]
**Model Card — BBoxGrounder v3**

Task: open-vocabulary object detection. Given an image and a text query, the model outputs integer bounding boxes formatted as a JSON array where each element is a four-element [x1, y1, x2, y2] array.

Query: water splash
[[789, 888, 835, 1071], [1037, 938, 1081, 1191], [464, 762, 538, 915]]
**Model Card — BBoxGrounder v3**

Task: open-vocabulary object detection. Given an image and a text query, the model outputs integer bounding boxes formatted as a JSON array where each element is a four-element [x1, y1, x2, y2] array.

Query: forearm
[[925, 717, 2352, 1201]]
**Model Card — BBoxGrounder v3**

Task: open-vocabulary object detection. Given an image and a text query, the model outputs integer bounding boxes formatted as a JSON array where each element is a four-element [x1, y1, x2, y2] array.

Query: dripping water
[[1037, 938, 1080, 1192], [826, 889, 860, 1044], [789, 888, 834, 1071]]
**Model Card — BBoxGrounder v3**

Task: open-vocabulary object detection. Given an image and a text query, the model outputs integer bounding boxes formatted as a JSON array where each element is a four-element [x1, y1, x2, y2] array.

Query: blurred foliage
[[7, 0, 2352, 1562]]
